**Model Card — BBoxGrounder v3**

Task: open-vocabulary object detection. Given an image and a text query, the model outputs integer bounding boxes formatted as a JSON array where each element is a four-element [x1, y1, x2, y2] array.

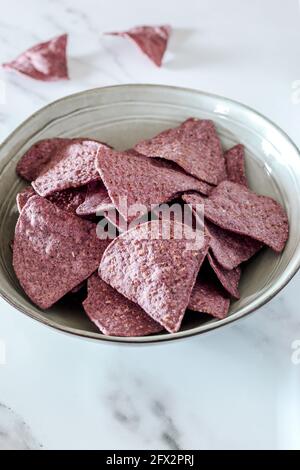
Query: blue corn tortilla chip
[[135, 118, 226, 184], [224, 144, 248, 186], [207, 252, 241, 299], [99, 220, 209, 333], [3, 34, 69, 81], [76, 181, 113, 217], [96, 147, 211, 223], [106, 25, 171, 67], [203, 181, 289, 253], [188, 277, 230, 319], [32, 140, 109, 197], [16, 186, 36, 212], [13, 196, 110, 309], [83, 273, 163, 336], [16, 138, 72, 182]]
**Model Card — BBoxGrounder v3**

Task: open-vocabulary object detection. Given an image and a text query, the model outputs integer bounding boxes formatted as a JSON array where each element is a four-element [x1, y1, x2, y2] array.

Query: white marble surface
[[0, 0, 300, 450]]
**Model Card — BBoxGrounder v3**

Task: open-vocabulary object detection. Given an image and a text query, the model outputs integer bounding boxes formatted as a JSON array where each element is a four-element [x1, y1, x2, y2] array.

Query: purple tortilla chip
[[32, 140, 107, 197], [17, 186, 86, 215], [99, 220, 209, 333], [16, 187, 36, 212], [135, 118, 226, 185], [76, 181, 113, 217], [203, 181, 289, 253], [207, 252, 240, 299], [47, 186, 87, 214], [96, 147, 211, 223], [3, 34, 69, 81], [183, 192, 262, 269], [188, 277, 230, 319], [206, 220, 262, 270], [16, 138, 72, 181], [83, 273, 163, 337], [225, 144, 248, 186], [106, 25, 171, 67], [13, 196, 109, 309]]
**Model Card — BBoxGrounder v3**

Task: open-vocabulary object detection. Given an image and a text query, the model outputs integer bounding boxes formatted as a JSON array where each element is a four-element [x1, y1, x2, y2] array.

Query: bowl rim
[[1, 83, 300, 344]]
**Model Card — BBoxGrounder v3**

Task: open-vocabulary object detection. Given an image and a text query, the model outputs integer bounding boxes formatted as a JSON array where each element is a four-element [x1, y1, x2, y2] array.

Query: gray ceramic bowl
[[1, 84, 300, 343]]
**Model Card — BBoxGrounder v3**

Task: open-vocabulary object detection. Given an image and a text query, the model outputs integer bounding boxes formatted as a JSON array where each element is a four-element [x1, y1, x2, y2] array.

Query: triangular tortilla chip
[[99, 220, 209, 333], [182, 192, 261, 269], [96, 147, 211, 223], [13, 196, 110, 309], [206, 220, 262, 270], [32, 140, 107, 197], [135, 118, 226, 184], [203, 181, 289, 253], [3, 34, 69, 81], [106, 25, 171, 66], [16, 138, 72, 181], [83, 273, 163, 336]]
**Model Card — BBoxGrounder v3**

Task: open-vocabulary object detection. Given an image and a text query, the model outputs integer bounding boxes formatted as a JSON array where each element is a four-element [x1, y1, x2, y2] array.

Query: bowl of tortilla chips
[[0, 84, 300, 343]]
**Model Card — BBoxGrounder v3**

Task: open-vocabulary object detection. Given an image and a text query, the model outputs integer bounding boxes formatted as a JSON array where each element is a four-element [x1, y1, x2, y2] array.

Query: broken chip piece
[[135, 118, 226, 185], [106, 25, 171, 66], [99, 220, 209, 333], [13, 196, 109, 309], [3, 34, 69, 81], [83, 273, 163, 336]]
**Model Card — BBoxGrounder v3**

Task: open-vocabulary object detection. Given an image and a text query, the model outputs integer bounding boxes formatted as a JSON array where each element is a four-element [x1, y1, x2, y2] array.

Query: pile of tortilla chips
[[12, 119, 289, 336]]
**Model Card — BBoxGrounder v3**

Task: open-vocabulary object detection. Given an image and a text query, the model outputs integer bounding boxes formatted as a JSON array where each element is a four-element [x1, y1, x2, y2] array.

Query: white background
[[0, 0, 299, 450]]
